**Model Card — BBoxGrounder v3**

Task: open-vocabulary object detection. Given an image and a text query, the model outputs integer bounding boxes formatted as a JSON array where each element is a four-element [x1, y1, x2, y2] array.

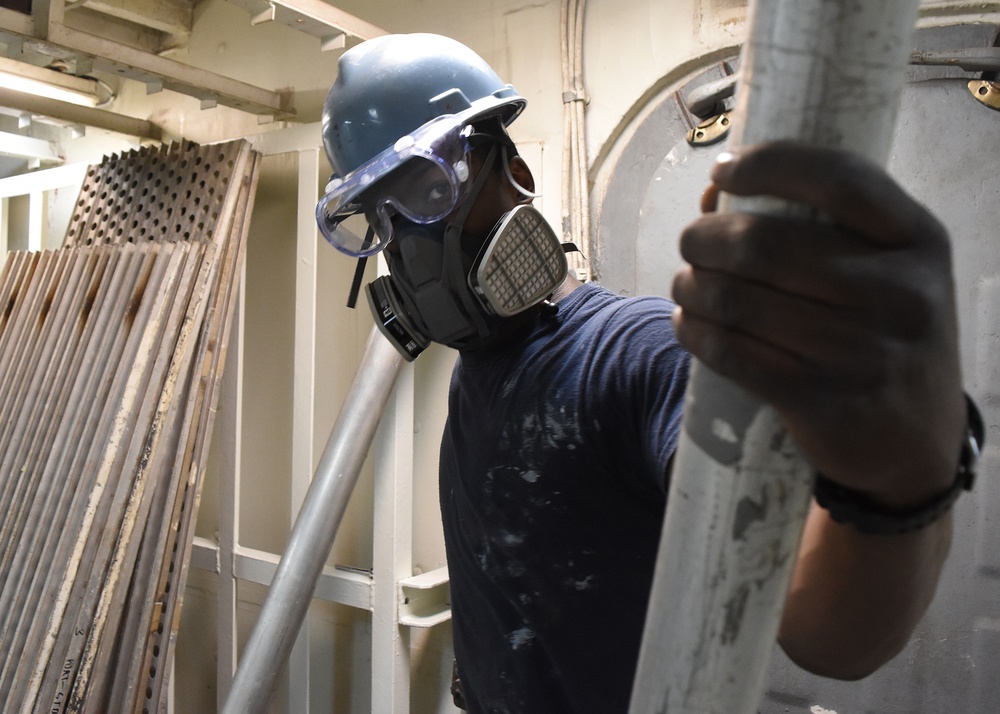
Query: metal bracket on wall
[[679, 62, 738, 147], [969, 80, 1000, 110], [226, 0, 386, 52], [398, 568, 451, 628], [687, 112, 731, 146]]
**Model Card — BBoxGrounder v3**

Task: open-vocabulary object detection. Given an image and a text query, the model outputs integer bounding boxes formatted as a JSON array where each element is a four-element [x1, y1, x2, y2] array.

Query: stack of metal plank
[[0, 139, 261, 713]]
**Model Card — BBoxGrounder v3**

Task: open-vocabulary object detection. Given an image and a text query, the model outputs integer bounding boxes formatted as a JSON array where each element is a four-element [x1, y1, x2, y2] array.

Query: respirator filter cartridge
[[471, 205, 567, 317]]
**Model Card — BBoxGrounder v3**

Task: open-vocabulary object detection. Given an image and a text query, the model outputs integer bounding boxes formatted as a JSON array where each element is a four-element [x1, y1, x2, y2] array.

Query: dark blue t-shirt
[[440, 283, 690, 713]]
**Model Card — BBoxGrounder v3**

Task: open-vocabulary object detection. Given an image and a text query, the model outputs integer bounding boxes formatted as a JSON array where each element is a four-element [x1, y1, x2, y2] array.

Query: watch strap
[[814, 393, 983, 536]]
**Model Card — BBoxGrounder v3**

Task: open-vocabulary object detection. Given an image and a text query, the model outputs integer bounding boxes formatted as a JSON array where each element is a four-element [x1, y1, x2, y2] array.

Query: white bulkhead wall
[[41, 0, 988, 712]]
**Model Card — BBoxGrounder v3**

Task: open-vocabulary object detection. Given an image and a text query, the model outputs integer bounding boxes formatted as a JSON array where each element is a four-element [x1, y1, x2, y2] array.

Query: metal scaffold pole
[[222, 326, 404, 714], [628, 1, 922, 712]]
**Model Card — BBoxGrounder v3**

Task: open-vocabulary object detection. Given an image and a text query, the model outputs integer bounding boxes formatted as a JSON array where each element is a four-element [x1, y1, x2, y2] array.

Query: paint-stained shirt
[[440, 282, 690, 713]]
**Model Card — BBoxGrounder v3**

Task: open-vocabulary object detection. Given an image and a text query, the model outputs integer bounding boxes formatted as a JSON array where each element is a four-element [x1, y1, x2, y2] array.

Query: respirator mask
[[316, 116, 568, 361]]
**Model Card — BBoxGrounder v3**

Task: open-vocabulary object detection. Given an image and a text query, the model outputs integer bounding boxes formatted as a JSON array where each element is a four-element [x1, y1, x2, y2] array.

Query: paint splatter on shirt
[[440, 283, 689, 712]]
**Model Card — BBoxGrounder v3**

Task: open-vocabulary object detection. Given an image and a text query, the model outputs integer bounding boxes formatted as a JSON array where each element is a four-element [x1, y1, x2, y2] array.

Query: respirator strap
[[346, 225, 377, 308], [442, 142, 501, 338], [499, 144, 540, 199]]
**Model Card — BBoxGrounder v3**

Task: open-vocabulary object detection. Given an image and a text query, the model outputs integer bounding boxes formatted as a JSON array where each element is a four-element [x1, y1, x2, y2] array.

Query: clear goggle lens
[[316, 118, 472, 257]]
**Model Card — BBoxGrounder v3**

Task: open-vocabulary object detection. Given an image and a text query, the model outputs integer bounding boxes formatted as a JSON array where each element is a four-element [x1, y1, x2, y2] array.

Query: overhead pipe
[[222, 326, 404, 714], [629, 1, 921, 712], [0, 87, 162, 141], [560, 0, 591, 279]]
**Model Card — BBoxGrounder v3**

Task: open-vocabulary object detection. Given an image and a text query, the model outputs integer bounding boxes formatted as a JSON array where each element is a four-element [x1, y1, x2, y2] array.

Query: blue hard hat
[[321, 33, 526, 179]]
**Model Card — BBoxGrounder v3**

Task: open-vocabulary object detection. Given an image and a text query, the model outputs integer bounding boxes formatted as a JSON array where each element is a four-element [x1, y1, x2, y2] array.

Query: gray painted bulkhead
[[594, 22, 1000, 714]]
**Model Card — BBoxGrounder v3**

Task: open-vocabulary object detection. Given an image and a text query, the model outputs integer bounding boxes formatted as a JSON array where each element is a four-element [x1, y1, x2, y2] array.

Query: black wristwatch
[[814, 394, 984, 535]]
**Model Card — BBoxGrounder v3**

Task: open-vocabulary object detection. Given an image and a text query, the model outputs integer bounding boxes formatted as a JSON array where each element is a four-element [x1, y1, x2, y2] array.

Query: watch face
[[961, 393, 984, 489]]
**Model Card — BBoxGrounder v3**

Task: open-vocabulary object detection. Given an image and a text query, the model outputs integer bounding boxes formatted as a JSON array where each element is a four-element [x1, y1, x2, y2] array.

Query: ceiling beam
[[47, 21, 294, 115], [0, 129, 60, 162], [0, 86, 162, 139], [226, 0, 386, 49], [0, 0, 388, 124], [4, 0, 294, 118], [0, 5, 32, 36], [67, 0, 193, 37]]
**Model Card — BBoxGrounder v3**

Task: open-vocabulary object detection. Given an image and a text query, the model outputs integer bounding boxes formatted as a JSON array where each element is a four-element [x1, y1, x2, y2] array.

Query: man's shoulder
[[561, 282, 676, 322], [550, 283, 688, 384]]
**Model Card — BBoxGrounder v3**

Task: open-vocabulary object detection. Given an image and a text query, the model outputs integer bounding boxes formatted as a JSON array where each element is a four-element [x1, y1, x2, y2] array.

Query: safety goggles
[[316, 116, 474, 257]]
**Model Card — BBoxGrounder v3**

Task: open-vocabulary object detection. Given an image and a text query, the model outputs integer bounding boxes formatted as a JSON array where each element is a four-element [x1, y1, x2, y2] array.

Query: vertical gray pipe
[[629, 1, 921, 712], [222, 326, 404, 714]]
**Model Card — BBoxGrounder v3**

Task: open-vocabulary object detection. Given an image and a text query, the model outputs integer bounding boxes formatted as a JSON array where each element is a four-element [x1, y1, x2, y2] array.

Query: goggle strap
[[346, 225, 376, 308]]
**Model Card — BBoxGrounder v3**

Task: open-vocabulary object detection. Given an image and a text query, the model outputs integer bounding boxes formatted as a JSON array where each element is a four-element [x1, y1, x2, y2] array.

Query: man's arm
[[778, 503, 951, 678], [671, 142, 966, 679]]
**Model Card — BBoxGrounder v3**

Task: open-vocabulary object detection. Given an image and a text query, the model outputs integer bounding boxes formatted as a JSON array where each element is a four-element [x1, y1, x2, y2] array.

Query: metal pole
[[222, 326, 405, 714], [629, 1, 921, 712]]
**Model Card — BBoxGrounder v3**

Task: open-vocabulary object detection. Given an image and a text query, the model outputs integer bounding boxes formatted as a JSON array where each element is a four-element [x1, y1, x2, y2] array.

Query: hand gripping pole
[[628, 1, 922, 711]]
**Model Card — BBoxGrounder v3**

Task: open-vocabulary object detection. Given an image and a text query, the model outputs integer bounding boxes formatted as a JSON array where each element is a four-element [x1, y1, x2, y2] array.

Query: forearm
[[673, 143, 969, 681], [777, 502, 953, 680]]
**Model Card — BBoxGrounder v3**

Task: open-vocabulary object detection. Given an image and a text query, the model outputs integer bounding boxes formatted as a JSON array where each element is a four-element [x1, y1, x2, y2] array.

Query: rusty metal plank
[[0, 138, 260, 711]]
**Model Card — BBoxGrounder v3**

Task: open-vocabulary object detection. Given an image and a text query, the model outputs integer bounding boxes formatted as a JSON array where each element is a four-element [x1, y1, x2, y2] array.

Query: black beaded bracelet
[[814, 394, 984, 536]]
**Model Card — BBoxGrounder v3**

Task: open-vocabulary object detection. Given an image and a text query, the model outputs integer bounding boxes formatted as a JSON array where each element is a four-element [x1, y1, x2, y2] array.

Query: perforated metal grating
[[64, 140, 243, 248]]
